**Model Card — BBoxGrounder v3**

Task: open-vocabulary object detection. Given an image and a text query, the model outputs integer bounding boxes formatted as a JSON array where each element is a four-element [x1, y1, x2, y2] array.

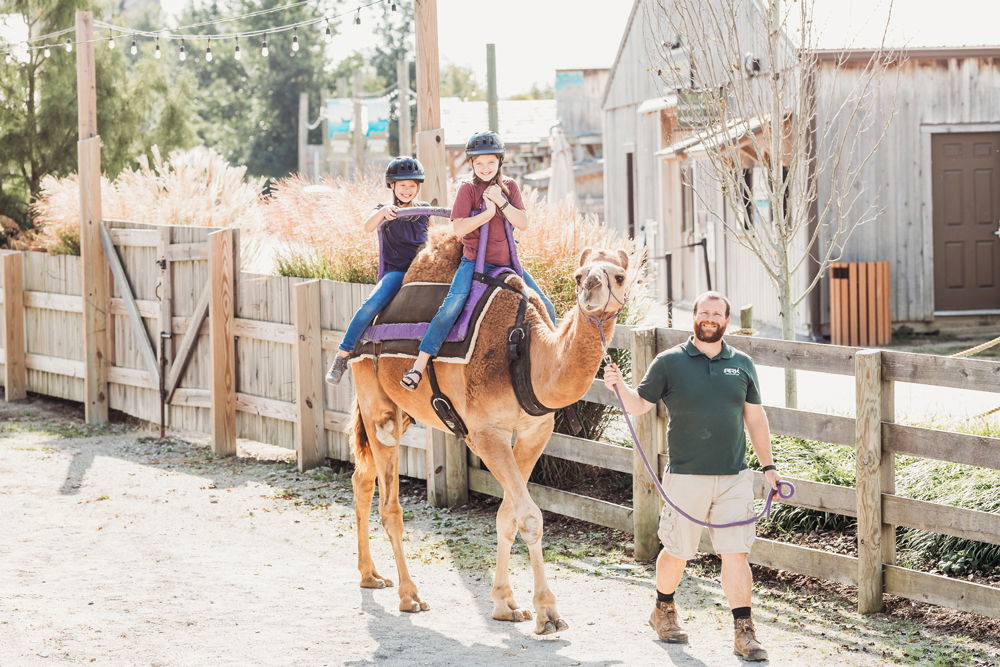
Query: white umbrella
[[546, 124, 576, 207]]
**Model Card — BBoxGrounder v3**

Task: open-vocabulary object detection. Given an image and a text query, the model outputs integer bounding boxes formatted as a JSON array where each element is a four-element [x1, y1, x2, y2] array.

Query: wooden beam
[[881, 377, 897, 565], [108, 228, 158, 247], [414, 0, 441, 133], [882, 423, 1000, 470], [750, 538, 858, 587], [884, 566, 1000, 619], [545, 432, 632, 474], [208, 229, 237, 456], [425, 427, 467, 508], [78, 137, 108, 424], [1, 253, 27, 401], [292, 279, 325, 472], [882, 349, 1000, 393], [75, 11, 98, 140], [99, 222, 160, 386], [882, 494, 1000, 547], [630, 326, 661, 561], [764, 405, 855, 446], [416, 129, 448, 208], [854, 349, 883, 614], [23, 291, 82, 313], [164, 284, 210, 402], [165, 243, 208, 262]]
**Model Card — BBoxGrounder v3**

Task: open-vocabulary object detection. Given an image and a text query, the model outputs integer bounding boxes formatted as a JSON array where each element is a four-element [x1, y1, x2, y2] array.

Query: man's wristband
[[761, 464, 777, 472]]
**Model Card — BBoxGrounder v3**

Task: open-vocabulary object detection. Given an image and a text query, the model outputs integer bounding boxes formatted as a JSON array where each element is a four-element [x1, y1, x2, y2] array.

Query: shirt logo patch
[[723, 368, 741, 376]]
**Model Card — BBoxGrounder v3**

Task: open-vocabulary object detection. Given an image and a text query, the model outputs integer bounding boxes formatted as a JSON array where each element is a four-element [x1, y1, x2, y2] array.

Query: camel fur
[[348, 229, 630, 635]]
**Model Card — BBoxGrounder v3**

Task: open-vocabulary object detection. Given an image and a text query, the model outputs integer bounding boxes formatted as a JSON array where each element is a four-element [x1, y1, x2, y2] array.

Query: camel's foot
[[359, 573, 394, 589], [533, 590, 568, 635], [492, 598, 533, 623], [398, 584, 429, 613]]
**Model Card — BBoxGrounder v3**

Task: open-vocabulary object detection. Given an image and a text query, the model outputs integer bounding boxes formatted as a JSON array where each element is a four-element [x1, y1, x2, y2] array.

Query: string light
[[291, 31, 299, 53], [205, 40, 213, 62], [234, 37, 241, 60], [355, 10, 361, 25], [179, 42, 187, 61], [261, 33, 269, 57], [130, 39, 137, 55], [107, 33, 115, 49], [44, 46, 51, 58], [325, 20, 332, 43], [154, 39, 161, 59], [392, 2, 397, 10], [65, 38, 72, 53]]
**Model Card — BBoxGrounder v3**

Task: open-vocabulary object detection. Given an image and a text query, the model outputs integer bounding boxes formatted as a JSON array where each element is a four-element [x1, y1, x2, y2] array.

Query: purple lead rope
[[597, 326, 795, 529]]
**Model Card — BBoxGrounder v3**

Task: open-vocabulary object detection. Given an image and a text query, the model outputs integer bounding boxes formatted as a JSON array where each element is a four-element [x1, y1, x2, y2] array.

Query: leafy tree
[[508, 81, 554, 100], [440, 62, 484, 100]]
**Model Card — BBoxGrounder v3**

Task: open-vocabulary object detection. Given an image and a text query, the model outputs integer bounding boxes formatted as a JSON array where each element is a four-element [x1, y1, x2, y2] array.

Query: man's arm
[[744, 402, 782, 490], [602, 363, 656, 415]]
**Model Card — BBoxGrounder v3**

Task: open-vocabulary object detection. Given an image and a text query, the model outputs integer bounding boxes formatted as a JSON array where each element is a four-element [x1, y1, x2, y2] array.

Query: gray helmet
[[465, 131, 505, 158], [385, 156, 425, 188]]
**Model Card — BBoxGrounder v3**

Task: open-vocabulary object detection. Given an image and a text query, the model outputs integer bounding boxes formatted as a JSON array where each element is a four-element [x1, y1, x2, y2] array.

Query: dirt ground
[[1, 398, 997, 667]]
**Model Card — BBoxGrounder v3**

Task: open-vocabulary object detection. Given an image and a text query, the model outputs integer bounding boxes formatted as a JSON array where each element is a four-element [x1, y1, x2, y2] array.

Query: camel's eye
[[615, 274, 625, 286], [575, 273, 583, 285]]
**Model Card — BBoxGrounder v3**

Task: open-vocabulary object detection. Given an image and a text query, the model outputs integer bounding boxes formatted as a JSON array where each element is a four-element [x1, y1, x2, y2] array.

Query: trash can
[[829, 262, 891, 346]]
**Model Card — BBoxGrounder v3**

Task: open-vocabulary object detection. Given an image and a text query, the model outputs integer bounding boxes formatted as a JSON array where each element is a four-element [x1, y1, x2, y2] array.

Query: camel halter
[[582, 269, 795, 529]]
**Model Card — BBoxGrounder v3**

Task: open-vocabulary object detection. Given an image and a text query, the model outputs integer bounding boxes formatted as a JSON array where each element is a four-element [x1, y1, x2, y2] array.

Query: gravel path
[[1, 399, 995, 666]]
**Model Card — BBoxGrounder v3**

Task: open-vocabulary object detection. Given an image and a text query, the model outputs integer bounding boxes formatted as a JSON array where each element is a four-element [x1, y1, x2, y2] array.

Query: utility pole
[[76, 10, 109, 424], [414, 0, 447, 206], [320, 87, 331, 177], [298, 92, 309, 177], [352, 71, 365, 176], [397, 59, 412, 156], [486, 43, 498, 132]]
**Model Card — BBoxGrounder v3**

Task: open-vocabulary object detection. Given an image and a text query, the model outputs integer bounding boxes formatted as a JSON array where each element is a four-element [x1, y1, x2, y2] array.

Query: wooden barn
[[603, 0, 1000, 338]]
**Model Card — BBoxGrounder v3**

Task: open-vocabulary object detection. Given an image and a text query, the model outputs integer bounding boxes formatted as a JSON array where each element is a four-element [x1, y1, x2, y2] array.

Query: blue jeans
[[339, 271, 405, 353], [418, 257, 557, 356]]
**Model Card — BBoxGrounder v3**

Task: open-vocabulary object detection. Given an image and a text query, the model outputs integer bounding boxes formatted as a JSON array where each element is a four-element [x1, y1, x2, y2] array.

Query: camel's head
[[574, 247, 630, 316]]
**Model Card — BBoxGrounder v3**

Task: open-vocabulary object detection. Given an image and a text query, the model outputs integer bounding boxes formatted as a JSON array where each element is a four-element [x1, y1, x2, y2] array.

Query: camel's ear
[[616, 250, 629, 270], [579, 247, 593, 267]]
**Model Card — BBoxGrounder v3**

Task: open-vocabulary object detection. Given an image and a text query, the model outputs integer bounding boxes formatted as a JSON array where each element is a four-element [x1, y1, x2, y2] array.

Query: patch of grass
[[0, 419, 123, 440]]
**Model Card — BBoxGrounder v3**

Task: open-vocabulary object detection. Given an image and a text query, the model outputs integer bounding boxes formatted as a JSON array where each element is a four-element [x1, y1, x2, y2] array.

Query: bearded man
[[603, 291, 781, 662]]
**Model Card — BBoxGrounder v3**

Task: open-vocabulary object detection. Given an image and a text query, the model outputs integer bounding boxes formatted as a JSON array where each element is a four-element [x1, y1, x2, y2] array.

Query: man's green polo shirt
[[636, 336, 761, 475]]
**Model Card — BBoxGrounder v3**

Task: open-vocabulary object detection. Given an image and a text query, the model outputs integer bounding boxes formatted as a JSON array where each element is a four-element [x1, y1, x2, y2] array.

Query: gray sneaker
[[325, 355, 350, 385]]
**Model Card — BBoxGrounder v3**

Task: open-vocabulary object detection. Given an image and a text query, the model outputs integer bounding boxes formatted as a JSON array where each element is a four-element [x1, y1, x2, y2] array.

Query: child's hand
[[483, 198, 497, 216], [484, 184, 504, 205], [384, 205, 398, 221]]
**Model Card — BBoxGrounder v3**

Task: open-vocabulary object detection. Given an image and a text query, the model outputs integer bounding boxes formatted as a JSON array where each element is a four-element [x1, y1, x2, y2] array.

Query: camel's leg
[[353, 447, 393, 589], [473, 423, 565, 634], [371, 411, 429, 613]]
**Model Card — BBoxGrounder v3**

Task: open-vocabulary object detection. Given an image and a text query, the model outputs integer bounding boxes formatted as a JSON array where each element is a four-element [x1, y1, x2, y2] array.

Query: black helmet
[[385, 156, 425, 188], [465, 131, 504, 158]]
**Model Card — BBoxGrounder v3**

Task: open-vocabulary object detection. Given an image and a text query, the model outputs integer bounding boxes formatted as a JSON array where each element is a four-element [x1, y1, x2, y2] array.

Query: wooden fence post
[[208, 229, 237, 456], [631, 326, 661, 561], [416, 129, 448, 207], [881, 377, 897, 566], [855, 349, 884, 613], [1, 253, 27, 401], [425, 427, 467, 508], [293, 279, 325, 472]]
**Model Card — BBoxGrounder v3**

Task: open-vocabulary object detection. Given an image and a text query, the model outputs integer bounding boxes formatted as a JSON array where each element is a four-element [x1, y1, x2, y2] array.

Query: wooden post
[[425, 427, 467, 508], [298, 91, 309, 177], [740, 304, 753, 331], [855, 349, 883, 613], [293, 279, 325, 472], [320, 88, 331, 177], [397, 59, 412, 156], [1, 253, 27, 401], [77, 11, 108, 424], [416, 129, 448, 207], [208, 229, 237, 456], [486, 44, 498, 132], [631, 326, 661, 561], [414, 0, 441, 133], [881, 376, 897, 565]]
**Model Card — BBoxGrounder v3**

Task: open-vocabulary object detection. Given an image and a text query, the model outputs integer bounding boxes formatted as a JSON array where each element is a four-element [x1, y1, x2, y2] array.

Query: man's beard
[[694, 321, 726, 343]]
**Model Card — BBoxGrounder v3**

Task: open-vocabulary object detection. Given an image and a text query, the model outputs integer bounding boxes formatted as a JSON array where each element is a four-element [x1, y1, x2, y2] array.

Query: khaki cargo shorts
[[657, 468, 756, 561]]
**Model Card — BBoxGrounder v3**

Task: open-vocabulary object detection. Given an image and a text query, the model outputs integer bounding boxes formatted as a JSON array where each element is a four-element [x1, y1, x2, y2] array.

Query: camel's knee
[[496, 503, 518, 542], [375, 416, 398, 447], [379, 503, 404, 533], [352, 467, 374, 495], [518, 507, 544, 546]]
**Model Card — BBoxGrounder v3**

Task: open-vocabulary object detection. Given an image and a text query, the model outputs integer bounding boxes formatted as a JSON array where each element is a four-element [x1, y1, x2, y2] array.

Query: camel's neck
[[529, 307, 617, 410]]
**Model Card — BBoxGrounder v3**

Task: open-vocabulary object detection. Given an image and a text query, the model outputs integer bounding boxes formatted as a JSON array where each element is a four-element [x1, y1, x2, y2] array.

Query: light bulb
[[107, 35, 115, 49], [65, 38, 72, 53], [392, 2, 397, 10], [325, 23, 332, 43], [355, 10, 361, 25], [130, 39, 137, 55], [261, 37, 269, 57], [179, 44, 186, 61], [154, 41, 161, 59], [292, 33, 299, 53], [205, 45, 213, 62], [44, 46, 51, 58], [234, 40, 241, 60]]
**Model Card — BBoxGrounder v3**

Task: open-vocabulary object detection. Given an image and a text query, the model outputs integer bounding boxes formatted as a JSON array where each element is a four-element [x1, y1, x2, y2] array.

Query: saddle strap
[[426, 359, 469, 440], [507, 297, 558, 417]]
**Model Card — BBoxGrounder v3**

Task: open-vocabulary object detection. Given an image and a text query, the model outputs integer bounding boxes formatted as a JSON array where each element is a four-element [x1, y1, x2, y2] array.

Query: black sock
[[656, 590, 675, 604], [732, 606, 751, 621]]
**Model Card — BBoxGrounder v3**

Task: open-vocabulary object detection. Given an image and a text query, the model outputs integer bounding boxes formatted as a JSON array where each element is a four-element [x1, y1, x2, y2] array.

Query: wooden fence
[[1, 226, 999, 619]]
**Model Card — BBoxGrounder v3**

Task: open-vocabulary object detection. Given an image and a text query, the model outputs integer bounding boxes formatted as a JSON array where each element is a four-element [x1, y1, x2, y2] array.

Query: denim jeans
[[339, 271, 405, 353], [418, 257, 557, 357]]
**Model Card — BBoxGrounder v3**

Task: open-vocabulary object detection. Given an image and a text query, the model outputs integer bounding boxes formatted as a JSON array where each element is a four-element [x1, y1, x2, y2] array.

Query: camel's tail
[[350, 398, 373, 468]]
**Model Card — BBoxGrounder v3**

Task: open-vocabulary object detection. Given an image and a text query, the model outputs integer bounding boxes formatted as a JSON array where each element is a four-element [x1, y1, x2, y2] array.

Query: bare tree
[[643, 0, 898, 406]]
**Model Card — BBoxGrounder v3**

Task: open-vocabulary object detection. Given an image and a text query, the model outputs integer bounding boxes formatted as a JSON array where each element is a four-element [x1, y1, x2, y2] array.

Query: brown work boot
[[648, 600, 689, 643], [733, 617, 768, 661]]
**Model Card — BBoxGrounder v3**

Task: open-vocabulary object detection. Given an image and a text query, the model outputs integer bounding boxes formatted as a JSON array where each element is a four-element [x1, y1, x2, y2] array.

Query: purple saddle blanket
[[353, 267, 517, 363]]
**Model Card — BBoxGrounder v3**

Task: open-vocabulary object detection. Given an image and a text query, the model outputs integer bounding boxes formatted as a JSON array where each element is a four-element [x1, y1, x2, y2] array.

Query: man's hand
[[603, 362, 624, 391], [764, 468, 782, 491]]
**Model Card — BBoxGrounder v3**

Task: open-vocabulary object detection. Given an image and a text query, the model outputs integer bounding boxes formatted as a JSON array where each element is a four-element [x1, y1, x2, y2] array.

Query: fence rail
[[1, 231, 999, 618]]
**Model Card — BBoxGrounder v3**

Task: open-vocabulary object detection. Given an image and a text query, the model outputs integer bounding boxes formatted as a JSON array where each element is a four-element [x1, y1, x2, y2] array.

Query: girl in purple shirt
[[325, 157, 430, 385]]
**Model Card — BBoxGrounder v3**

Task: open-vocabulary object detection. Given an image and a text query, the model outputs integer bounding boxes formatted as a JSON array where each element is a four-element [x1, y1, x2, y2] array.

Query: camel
[[348, 227, 630, 635]]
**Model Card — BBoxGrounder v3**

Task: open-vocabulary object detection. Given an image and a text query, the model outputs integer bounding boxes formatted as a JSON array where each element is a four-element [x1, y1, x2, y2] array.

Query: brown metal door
[[932, 132, 1000, 311]]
